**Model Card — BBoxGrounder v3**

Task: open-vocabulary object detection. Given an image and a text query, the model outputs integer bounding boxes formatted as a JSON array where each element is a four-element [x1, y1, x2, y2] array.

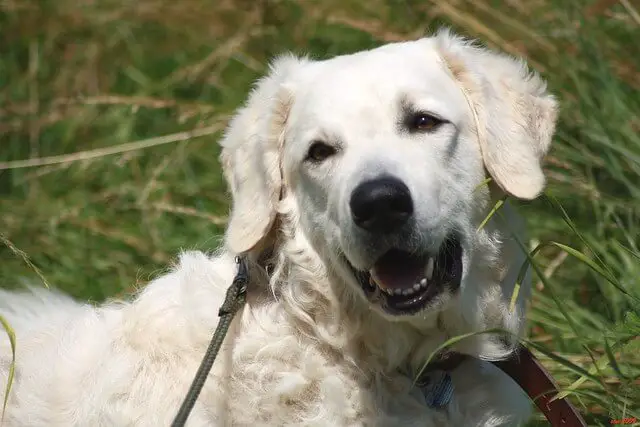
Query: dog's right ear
[[220, 55, 306, 254], [434, 29, 558, 200]]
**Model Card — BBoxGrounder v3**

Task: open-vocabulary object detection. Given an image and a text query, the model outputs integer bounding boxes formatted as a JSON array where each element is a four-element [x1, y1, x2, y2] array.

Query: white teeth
[[370, 276, 430, 297], [367, 256, 438, 301], [425, 258, 434, 280]]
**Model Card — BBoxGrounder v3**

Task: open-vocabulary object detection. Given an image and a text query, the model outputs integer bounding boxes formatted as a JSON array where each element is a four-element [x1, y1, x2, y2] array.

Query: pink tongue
[[371, 250, 425, 291]]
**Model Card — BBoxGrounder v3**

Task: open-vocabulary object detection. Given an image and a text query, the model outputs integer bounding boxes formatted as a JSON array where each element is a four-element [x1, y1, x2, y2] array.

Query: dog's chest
[[208, 346, 456, 427]]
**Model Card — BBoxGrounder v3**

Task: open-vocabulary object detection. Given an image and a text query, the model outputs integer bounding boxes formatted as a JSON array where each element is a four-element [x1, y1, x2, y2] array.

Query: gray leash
[[171, 255, 249, 427]]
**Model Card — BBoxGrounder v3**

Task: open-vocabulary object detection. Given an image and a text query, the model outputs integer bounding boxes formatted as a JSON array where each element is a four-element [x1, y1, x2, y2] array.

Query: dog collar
[[414, 349, 586, 426], [492, 346, 587, 427]]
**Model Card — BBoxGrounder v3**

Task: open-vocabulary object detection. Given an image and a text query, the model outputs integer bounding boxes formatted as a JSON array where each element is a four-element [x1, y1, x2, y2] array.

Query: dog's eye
[[306, 141, 337, 163], [408, 112, 445, 132]]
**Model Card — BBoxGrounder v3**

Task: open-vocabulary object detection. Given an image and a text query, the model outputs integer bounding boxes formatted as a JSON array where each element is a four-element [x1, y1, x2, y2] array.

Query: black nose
[[350, 176, 413, 233]]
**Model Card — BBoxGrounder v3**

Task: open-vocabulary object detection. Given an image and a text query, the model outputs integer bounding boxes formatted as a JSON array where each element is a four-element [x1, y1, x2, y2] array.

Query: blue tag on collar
[[417, 369, 454, 409]]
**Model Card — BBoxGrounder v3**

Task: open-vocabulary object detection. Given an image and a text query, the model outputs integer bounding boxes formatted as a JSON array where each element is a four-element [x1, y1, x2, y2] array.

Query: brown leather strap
[[491, 346, 587, 427]]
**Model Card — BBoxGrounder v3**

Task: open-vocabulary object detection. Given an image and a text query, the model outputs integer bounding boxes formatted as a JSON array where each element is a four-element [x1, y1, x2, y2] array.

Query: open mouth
[[348, 235, 463, 316]]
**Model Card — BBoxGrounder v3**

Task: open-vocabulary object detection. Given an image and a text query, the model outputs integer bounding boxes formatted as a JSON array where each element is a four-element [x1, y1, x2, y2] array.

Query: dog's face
[[221, 30, 558, 321], [282, 45, 478, 318]]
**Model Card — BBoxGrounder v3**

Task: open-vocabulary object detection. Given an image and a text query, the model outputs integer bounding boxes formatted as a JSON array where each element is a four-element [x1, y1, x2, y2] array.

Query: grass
[[1, 0, 639, 425]]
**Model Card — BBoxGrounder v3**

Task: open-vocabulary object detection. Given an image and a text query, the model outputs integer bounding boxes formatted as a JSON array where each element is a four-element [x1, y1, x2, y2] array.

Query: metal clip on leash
[[171, 255, 249, 427]]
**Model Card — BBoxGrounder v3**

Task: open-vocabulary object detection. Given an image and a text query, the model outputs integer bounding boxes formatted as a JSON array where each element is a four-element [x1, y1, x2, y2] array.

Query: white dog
[[0, 28, 558, 426]]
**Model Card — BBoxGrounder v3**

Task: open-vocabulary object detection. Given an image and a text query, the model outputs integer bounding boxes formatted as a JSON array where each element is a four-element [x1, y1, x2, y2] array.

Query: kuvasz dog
[[0, 28, 558, 426]]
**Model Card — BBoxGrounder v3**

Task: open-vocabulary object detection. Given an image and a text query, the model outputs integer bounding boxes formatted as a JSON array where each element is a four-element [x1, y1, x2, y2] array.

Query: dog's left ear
[[220, 55, 306, 254], [435, 29, 559, 200]]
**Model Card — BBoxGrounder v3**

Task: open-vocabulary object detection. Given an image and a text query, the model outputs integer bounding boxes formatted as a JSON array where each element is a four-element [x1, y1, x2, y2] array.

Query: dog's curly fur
[[0, 29, 558, 426]]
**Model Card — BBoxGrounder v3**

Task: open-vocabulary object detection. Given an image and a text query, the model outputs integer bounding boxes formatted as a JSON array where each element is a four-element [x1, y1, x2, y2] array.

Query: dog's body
[[0, 29, 558, 426]]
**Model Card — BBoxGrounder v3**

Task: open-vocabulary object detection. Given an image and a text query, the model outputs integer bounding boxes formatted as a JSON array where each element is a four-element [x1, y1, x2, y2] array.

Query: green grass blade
[[0, 233, 49, 289], [526, 341, 603, 387], [0, 315, 16, 423], [414, 328, 509, 384], [552, 335, 637, 401], [505, 230, 586, 351], [476, 196, 506, 232], [544, 195, 619, 282], [614, 241, 640, 262], [603, 336, 628, 380], [547, 241, 633, 299], [473, 177, 493, 193]]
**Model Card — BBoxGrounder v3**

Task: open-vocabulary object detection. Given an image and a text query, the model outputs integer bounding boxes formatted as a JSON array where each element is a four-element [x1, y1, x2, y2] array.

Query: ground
[[0, 0, 639, 425]]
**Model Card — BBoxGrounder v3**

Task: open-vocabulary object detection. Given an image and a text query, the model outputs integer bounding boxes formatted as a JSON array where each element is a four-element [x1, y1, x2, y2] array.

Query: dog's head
[[220, 29, 557, 322]]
